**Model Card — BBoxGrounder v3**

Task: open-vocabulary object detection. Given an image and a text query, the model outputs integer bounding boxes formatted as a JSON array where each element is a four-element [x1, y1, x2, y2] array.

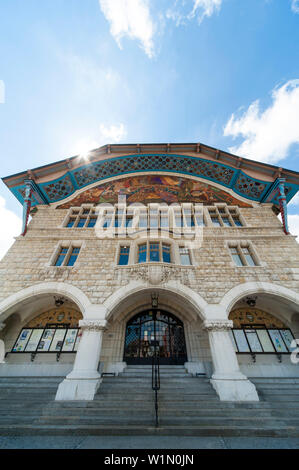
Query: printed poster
[[25, 329, 44, 352], [62, 329, 78, 352], [50, 329, 67, 352], [12, 329, 32, 352]]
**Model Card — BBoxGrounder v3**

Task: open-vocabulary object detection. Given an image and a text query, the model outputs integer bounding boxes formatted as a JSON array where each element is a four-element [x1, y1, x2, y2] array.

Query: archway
[[123, 309, 187, 365]]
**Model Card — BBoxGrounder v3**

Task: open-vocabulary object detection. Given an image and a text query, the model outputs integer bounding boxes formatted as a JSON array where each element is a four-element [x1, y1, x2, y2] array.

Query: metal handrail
[[152, 354, 160, 428]]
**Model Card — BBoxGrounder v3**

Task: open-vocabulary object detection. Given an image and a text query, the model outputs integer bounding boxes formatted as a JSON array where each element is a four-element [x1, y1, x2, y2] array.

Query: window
[[136, 241, 173, 264], [179, 247, 192, 265], [118, 246, 130, 265], [54, 245, 81, 267], [65, 207, 98, 228], [207, 206, 244, 227], [229, 243, 258, 267]]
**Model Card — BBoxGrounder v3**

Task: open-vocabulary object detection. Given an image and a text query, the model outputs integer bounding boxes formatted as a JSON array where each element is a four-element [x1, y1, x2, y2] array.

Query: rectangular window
[[222, 217, 232, 227], [77, 218, 87, 228], [138, 244, 147, 263], [67, 247, 80, 267], [149, 243, 160, 262], [179, 247, 191, 265], [119, 246, 130, 265], [55, 248, 68, 266], [162, 244, 171, 263], [230, 247, 245, 267], [242, 247, 256, 266], [232, 216, 242, 227], [211, 217, 221, 227], [87, 218, 97, 228], [126, 216, 133, 228], [67, 218, 76, 228]]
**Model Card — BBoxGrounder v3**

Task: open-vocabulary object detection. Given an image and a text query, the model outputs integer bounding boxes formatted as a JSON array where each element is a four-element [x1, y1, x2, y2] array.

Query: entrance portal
[[123, 309, 187, 365]]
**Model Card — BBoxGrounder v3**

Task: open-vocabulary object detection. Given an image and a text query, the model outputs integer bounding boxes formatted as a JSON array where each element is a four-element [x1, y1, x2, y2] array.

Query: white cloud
[[69, 123, 127, 158], [291, 0, 299, 13], [189, 0, 222, 22], [0, 197, 22, 261], [99, 0, 155, 58], [166, 0, 222, 26], [287, 214, 299, 240], [223, 80, 299, 164], [289, 192, 299, 207], [99, 123, 127, 143]]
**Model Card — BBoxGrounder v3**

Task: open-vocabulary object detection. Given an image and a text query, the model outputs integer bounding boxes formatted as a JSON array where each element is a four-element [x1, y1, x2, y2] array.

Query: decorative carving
[[79, 320, 107, 331], [202, 320, 233, 332], [0, 323, 6, 332], [115, 264, 194, 286]]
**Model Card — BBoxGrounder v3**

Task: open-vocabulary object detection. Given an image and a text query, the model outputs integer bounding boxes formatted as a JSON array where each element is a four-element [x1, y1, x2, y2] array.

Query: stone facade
[[1, 162, 299, 402]]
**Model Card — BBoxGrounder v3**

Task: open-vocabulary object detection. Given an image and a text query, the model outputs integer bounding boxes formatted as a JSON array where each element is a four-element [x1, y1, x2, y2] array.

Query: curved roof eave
[[2, 142, 299, 207]]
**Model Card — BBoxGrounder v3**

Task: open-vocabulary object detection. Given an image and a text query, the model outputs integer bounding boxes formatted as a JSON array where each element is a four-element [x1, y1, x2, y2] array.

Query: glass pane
[[211, 217, 221, 227], [256, 330, 275, 352], [245, 330, 263, 352], [24, 329, 44, 352], [62, 329, 78, 352], [12, 329, 32, 352], [279, 330, 296, 352], [268, 330, 288, 353], [139, 216, 147, 228], [87, 218, 97, 228], [67, 219, 76, 228], [103, 218, 111, 228], [222, 217, 232, 227], [244, 254, 256, 266], [160, 216, 169, 228], [138, 244, 147, 263], [77, 218, 87, 228], [67, 248, 80, 266], [37, 329, 55, 352], [162, 244, 171, 263], [126, 217, 133, 228], [229, 330, 238, 352], [233, 217, 242, 227], [150, 243, 160, 262], [233, 330, 250, 352], [119, 246, 130, 265], [50, 329, 67, 352], [180, 248, 191, 265]]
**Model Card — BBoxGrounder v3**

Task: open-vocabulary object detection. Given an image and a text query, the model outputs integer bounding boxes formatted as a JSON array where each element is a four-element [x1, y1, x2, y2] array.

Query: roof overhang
[[2, 143, 299, 207]]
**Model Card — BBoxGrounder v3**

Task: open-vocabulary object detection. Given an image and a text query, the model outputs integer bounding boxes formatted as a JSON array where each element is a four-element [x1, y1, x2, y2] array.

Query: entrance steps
[[1, 368, 299, 436]]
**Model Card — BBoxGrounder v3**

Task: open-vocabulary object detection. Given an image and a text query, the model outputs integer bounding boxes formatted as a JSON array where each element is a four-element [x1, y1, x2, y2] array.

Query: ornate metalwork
[[124, 309, 187, 365]]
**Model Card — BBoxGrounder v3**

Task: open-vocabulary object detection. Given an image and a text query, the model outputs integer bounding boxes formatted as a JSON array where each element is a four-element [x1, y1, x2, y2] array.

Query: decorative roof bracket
[[278, 178, 290, 235], [21, 179, 34, 236]]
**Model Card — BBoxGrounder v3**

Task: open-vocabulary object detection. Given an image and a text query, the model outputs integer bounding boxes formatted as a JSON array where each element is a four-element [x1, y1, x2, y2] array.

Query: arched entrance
[[123, 309, 187, 365]]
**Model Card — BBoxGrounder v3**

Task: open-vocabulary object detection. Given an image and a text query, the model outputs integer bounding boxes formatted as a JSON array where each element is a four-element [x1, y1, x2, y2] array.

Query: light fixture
[[54, 296, 65, 308], [245, 296, 257, 308], [151, 292, 159, 309]]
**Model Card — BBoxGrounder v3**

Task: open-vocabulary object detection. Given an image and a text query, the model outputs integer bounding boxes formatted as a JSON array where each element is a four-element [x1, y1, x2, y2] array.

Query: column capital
[[202, 319, 233, 332], [79, 319, 108, 331], [0, 323, 6, 331]]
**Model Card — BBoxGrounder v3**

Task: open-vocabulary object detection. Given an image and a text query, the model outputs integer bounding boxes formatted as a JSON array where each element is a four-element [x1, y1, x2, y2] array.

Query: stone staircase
[[1, 367, 299, 436]]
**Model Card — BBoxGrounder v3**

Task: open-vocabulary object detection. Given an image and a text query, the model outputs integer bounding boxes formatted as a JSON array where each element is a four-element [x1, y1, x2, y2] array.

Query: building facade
[[1, 143, 299, 403]]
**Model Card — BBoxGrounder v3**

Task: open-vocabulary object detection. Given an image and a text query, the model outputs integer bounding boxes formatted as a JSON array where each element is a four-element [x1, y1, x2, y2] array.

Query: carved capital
[[79, 320, 107, 332], [0, 323, 6, 332], [202, 320, 233, 332]]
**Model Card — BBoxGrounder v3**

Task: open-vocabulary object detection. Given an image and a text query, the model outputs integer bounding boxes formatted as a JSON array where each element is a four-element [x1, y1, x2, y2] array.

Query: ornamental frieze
[[202, 320, 234, 332], [114, 264, 195, 286]]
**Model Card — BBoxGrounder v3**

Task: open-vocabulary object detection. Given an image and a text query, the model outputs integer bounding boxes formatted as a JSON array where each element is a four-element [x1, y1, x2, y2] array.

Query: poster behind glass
[[37, 329, 55, 352], [229, 330, 238, 352], [245, 330, 263, 352], [25, 329, 44, 352], [50, 329, 67, 352], [268, 330, 287, 353], [256, 329, 275, 352], [74, 330, 82, 351], [279, 330, 295, 352], [233, 330, 250, 352], [12, 329, 32, 352], [62, 329, 78, 352]]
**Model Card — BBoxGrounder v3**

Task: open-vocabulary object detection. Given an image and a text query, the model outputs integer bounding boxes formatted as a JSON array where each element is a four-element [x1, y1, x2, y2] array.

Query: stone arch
[[0, 282, 92, 322], [103, 280, 208, 322], [219, 281, 299, 322]]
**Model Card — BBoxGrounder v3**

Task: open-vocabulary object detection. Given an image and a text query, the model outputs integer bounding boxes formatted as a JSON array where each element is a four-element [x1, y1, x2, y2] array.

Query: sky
[[0, 0, 299, 258]]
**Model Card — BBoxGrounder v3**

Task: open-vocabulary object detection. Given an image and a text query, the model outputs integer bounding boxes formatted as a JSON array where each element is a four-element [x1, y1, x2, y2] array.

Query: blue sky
[[0, 0, 299, 256]]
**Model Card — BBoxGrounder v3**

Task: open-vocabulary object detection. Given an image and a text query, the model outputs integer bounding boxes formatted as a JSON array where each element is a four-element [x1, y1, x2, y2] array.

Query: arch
[[0, 282, 92, 321], [103, 280, 208, 322], [219, 281, 299, 317]]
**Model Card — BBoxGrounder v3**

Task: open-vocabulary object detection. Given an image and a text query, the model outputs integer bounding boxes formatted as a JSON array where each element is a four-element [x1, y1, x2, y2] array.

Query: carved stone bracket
[[202, 319, 233, 332], [79, 320, 107, 331]]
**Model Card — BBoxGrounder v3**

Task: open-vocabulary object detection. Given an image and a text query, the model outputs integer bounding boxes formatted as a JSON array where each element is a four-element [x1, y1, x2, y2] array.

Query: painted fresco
[[58, 175, 252, 208]]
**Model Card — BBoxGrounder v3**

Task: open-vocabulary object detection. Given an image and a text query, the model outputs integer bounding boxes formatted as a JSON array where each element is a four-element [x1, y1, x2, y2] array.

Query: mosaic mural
[[229, 308, 286, 328], [58, 175, 252, 208]]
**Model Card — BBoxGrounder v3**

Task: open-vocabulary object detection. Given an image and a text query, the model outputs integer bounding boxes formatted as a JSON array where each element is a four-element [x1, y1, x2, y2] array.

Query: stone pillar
[[55, 319, 107, 401], [203, 319, 259, 401], [0, 323, 6, 364]]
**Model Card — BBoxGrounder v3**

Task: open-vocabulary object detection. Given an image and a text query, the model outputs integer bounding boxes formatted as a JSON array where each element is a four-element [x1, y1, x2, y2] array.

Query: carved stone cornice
[[202, 320, 233, 332], [79, 320, 107, 331]]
